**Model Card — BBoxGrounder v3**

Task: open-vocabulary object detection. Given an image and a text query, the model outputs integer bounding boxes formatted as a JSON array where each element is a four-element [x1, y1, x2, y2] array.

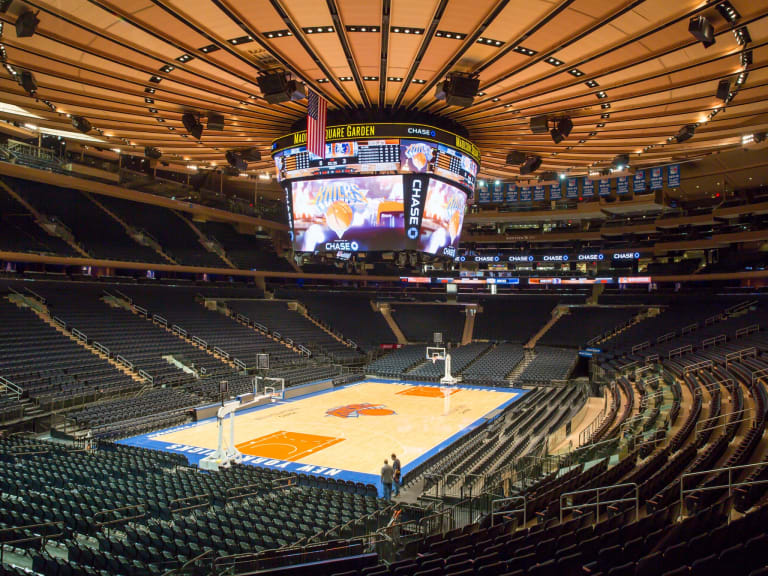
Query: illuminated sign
[[542, 254, 569, 261], [613, 252, 641, 260], [272, 123, 482, 163], [619, 276, 652, 284], [508, 255, 534, 263], [577, 253, 604, 261]]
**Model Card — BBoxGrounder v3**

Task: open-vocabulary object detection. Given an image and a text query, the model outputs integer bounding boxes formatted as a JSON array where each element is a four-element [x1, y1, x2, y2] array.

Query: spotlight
[[529, 115, 549, 134], [716, 79, 731, 102], [506, 150, 527, 165], [256, 70, 306, 104], [207, 112, 224, 131], [612, 154, 629, 170], [15, 10, 39, 38], [144, 146, 162, 160], [689, 16, 715, 48], [225, 150, 247, 171], [550, 128, 564, 144], [555, 117, 573, 138], [520, 155, 542, 175], [754, 132, 766, 144], [733, 26, 751, 46], [675, 124, 696, 143], [239, 147, 261, 162], [434, 72, 480, 107], [181, 113, 203, 139], [71, 116, 92, 133], [18, 70, 36, 95]]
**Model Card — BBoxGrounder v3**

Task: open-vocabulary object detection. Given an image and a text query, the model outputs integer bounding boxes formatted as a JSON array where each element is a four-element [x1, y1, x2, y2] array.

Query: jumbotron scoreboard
[[271, 123, 480, 257]]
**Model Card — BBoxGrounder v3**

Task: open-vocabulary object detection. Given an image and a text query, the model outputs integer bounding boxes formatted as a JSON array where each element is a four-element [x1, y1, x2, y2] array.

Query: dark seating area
[[0, 185, 78, 256], [472, 295, 579, 343], [461, 343, 526, 385], [95, 195, 227, 267], [195, 220, 293, 271], [538, 307, 640, 348], [518, 346, 578, 384], [9, 179, 166, 263], [390, 304, 465, 343], [277, 290, 397, 350]]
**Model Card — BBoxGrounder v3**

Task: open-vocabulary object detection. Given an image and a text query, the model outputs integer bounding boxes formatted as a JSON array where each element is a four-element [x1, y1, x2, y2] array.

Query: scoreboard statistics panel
[[276, 140, 400, 180]]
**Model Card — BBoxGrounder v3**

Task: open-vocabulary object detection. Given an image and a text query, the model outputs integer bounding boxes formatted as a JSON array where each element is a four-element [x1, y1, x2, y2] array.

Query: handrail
[[254, 321, 268, 332], [724, 347, 757, 367], [560, 482, 639, 523], [680, 461, 768, 517], [656, 331, 676, 343], [153, 314, 168, 326], [214, 346, 230, 359], [116, 355, 134, 369], [133, 304, 148, 317], [169, 493, 210, 515], [752, 367, 768, 385], [701, 334, 726, 349], [668, 344, 692, 359], [695, 408, 754, 436], [646, 354, 659, 364], [225, 482, 267, 502], [92, 342, 110, 357], [71, 328, 88, 342], [298, 345, 312, 357], [138, 370, 154, 383], [271, 475, 298, 490], [162, 549, 213, 576], [682, 360, 712, 375], [0, 375, 22, 400], [0, 520, 65, 563], [735, 324, 760, 338], [681, 323, 698, 335], [491, 496, 526, 526], [234, 358, 247, 370], [114, 288, 132, 304], [171, 324, 188, 337], [93, 502, 146, 534], [191, 335, 208, 349], [53, 315, 67, 328], [23, 287, 46, 304]]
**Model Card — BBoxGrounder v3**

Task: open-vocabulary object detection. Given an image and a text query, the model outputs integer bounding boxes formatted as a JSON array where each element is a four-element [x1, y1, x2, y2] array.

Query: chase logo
[[326, 403, 395, 418]]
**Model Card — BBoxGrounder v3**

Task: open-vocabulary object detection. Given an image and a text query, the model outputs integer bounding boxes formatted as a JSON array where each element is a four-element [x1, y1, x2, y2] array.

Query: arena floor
[[120, 379, 527, 488]]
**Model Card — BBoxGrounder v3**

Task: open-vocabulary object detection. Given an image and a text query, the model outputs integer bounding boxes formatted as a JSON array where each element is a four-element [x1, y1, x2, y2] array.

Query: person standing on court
[[381, 459, 394, 500], [391, 453, 401, 497]]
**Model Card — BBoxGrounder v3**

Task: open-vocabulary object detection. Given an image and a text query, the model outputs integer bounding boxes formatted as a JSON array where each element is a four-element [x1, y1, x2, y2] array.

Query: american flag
[[307, 89, 327, 158]]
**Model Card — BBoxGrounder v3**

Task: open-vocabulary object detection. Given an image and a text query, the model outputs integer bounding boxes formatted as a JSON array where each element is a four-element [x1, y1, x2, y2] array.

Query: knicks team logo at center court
[[326, 403, 395, 418]]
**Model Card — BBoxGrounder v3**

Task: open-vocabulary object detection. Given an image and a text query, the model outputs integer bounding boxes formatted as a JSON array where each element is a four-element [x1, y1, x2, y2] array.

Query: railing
[[53, 316, 67, 328], [735, 324, 759, 338], [92, 342, 110, 357], [704, 313, 723, 326], [162, 549, 213, 576], [752, 367, 768, 385], [701, 334, 726, 349], [116, 355, 134, 370], [656, 331, 676, 343], [618, 360, 638, 372], [71, 328, 88, 343], [680, 461, 768, 517], [579, 383, 613, 446], [234, 358, 247, 371], [153, 314, 168, 327], [133, 304, 148, 317], [0, 375, 22, 400], [725, 300, 756, 316], [681, 323, 698, 335], [299, 345, 312, 357], [668, 344, 693, 359], [254, 321, 268, 332], [169, 493, 210, 515], [695, 408, 754, 436], [138, 370, 154, 383], [491, 496, 526, 526], [273, 331, 282, 339], [682, 360, 712, 375], [235, 313, 249, 324], [646, 354, 659, 363], [93, 503, 146, 535], [631, 341, 650, 354], [214, 346, 230, 360], [23, 287, 47, 304], [271, 475, 298, 490], [0, 520, 65, 563], [191, 336, 208, 349], [225, 482, 267, 502], [635, 364, 654, 378], [172, 324, 188, 337], [560, 483, 639, 523]]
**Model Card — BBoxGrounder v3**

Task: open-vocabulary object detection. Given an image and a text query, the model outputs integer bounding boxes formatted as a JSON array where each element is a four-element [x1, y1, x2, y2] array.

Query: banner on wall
[[478, 182, 490, 203], [650, 167, 663, 190], [533, 185, 546, 201], [616, 176, 629, 195], [598, 179, 611, 196], [549, 183, 562, 200], [667, 164, 680, 188], [520, 186, 532, 202], [566, 178, 579, 198], [582, 178, 594, 197], [505, 183, 517, 202], [633, 170, 646, 194], [491, 181, 504, 203]]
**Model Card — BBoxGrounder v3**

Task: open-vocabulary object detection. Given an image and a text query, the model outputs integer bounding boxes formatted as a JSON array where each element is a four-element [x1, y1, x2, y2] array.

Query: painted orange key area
[[396, 386, 460, 398], [236, 431, 345, 460]]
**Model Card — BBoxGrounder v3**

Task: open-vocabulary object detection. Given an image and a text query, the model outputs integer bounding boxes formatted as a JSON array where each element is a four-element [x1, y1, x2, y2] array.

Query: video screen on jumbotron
[[273, 123, 478, 256]]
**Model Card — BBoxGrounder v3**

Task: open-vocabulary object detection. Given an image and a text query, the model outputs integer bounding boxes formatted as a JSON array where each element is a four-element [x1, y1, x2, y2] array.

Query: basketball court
[[120, 378, 527, 488]]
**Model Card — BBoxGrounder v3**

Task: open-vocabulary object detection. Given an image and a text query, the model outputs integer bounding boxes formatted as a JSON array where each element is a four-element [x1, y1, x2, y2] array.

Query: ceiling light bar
[[345, 26, 380, 33], [568, 69, 584, 77], [159, 64, 175, 73], [228, 35, 254, 45], [199, 44, 220, 53], [596, 91, 607, 99], [412, 78, 426, 84], [391, 27, 424, 35], [176, 54, 193, 63], [545, 56, 563, 66], [733, 26, 751, 46], [477, 37, 504, 47], [303, 26, 335, 34], [715, 1, 740, 23], [435, 30, 465, 39], [338, 76, 353, 81], [512, 45, 536, 56], [386, 76, 403, 82], [585, 79, 599, 88], [362, 76, 379, 81]]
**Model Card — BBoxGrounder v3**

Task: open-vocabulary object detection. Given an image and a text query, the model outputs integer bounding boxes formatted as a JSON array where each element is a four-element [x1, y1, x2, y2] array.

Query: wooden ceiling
[[0, 0, 766, 179]]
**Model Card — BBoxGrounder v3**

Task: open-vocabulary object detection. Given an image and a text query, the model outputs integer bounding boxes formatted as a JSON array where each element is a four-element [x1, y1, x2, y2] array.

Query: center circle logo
[[326, 403, 396, 418]]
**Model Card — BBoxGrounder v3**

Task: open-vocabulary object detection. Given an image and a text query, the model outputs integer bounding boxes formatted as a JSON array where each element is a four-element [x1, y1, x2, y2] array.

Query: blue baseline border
[[118, 379, 528, 495]]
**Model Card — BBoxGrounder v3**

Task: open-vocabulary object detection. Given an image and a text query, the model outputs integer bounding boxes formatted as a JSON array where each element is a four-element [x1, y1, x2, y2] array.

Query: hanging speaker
[[689, 16, 715, 48], [15, 11, 39, 38], [520, 155, 542, 175], [529, 115, 549, 134], [144, 146, 162, 160], [239, 147, 261, 162], [182, 113, 203, 139], [716, 79, 731, 101], [675, 124, 696, 143], [71, 116, 92, 133], [207, 113, 224, 131], [225, 150, 247, 171], [550, 128, 564, 144], [506, 151, 526, 165], [18, 70, 36, 95]]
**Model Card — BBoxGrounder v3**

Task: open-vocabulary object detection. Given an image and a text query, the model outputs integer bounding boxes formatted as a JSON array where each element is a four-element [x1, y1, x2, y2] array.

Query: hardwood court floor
[[157, 381, 522, 476]]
